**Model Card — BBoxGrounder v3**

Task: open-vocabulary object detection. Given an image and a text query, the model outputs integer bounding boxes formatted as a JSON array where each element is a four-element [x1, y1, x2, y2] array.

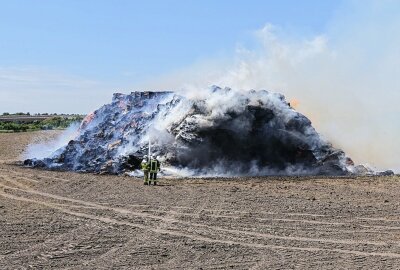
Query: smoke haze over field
[[139, 1, 400, 172], [23, 124, 79, 160]]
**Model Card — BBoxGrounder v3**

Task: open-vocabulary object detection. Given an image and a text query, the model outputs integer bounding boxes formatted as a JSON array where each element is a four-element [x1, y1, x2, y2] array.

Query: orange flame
[[290, 99, 300, 108]]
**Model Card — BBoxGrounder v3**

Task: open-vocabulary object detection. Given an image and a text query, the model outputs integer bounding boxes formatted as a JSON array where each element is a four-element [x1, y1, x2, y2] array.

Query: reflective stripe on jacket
[[149, 160, 159, 173], [141, 161, 149, 171]]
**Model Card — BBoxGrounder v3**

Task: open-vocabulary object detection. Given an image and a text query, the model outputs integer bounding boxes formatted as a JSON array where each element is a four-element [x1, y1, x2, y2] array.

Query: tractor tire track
[[2, 173, 400, 240], [0, 181, 390, 247], [2, 190, 400, 259], [1, 177, 399, 256]]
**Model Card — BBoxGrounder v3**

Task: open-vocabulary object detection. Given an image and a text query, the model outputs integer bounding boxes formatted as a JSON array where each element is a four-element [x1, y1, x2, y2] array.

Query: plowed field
[[1, 132, 399, 269]]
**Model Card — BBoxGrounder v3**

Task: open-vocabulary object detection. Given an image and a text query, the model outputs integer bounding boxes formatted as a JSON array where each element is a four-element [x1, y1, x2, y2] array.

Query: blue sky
[[0, 0, 342, 113], [2, 1, 400, 170]]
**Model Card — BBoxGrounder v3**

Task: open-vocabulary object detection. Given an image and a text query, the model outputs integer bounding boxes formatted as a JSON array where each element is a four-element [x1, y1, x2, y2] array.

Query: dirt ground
[[1, 131, 400, 269]]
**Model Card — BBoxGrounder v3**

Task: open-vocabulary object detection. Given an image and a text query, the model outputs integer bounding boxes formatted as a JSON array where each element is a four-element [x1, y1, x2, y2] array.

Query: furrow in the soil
[[0, 168, 69, 182], [1, 167, 389, 224], [0, 225, 93, 262], [1, 191, 400, 259], [134, 208, 399, 235], [5, 170, 399, 227], [0, 180, 394, 245], [0, 182, 391, 247], [200, 261, 260, 269], [0, 176, 31, 190], [131, 204, 400, 226], [1, 183, 400, 256]]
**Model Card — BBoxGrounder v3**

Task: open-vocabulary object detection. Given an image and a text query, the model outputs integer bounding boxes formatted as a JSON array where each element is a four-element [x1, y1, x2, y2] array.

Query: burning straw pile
[[24, 86, 392, 176]]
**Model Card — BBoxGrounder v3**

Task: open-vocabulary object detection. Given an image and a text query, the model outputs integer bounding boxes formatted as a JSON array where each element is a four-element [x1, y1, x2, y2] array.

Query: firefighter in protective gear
[[149, 155, 160, 185], [141, 155, 150, 185]]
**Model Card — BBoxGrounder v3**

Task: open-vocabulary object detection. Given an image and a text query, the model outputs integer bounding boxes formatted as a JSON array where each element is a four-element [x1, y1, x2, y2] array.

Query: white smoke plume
[[25, 88, 359, 176], [22, 123, 80, 160], [138, 1, 400, 172]]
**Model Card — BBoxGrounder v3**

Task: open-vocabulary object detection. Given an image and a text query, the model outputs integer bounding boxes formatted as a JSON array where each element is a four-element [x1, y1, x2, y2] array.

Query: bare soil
[[0, 131, 400, 269]]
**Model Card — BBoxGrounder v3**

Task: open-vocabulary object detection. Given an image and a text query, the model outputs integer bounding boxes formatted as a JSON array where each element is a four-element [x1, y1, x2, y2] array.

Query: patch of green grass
[[0, 115, 84, 133]]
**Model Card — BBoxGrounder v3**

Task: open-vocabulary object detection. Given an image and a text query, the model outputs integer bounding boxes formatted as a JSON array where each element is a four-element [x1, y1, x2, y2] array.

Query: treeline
[[0, 115, 84, 132], [2, 112, 78, 116]]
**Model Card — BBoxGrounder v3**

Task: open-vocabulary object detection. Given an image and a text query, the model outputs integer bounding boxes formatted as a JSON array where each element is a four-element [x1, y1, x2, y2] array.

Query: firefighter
[[141, 155, 150, 185], [149, 155, 161, 185]]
